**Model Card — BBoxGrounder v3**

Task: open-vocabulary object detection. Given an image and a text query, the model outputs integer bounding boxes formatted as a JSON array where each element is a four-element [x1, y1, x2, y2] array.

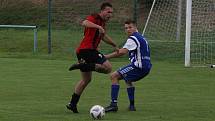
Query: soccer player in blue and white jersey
[[104, 19, 152, 112]]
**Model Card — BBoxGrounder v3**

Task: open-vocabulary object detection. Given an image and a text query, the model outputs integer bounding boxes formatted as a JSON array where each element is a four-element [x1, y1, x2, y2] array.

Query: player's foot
[[66, 103, 79, 113], [69, 63, 85, 71], [128, 105, 136, 111], [105, 105, 118, 112]]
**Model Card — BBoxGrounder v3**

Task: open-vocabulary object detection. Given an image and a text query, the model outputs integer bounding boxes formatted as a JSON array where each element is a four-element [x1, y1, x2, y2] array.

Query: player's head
[[99, 2, 113, 22], [124, 19, 138, 36]]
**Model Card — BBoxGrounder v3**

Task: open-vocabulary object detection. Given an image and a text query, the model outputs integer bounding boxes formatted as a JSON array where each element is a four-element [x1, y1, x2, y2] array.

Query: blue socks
[[110, 85, 135, 106], [127, 87, 135, 106], [111, 84, 120, 106]]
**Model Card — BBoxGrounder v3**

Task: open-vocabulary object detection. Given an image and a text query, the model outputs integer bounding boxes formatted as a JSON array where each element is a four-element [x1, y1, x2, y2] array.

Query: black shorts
[[76, 49, 107, 64]]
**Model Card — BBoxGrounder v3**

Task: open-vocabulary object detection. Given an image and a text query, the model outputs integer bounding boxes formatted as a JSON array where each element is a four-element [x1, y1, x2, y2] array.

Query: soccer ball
[[90, 105, 105, 120]]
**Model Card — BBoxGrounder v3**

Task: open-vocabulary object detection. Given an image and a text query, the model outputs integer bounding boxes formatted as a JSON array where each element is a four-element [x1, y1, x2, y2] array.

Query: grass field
[[1, 1, 215, 120], [0, 58, 215, 121]]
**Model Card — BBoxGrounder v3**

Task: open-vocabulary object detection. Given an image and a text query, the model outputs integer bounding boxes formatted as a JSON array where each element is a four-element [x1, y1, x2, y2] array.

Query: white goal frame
[[0, 25, 38, 53], [185, 0, 192, 67], [143, 0, 214, 67]]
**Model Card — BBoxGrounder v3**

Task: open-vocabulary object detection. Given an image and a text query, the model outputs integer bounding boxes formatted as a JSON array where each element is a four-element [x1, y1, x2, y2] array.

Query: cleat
[[69, 63, 86, 71], [66, 103, 79, 113], [128, 105, 136, 111], [69, 62, 93, 72], [69, 63, 81, 71], [105, 105, 118, 112]]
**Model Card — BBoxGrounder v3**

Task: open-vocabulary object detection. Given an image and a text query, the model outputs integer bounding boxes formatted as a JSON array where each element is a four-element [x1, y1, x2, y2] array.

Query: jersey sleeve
[[123, 38, 137, 51], [86, 15, 96, 23]]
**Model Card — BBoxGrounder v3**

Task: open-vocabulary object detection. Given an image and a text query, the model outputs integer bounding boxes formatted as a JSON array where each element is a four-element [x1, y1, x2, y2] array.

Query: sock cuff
[[127, 86, 135, 90], [112, 84, 120, 88], [73, 93, 80, 97]]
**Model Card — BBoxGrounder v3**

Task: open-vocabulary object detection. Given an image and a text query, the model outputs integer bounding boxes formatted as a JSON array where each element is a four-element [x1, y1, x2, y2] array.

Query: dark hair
[[124, 19, 136, 25], [100, 2, 112, 10]]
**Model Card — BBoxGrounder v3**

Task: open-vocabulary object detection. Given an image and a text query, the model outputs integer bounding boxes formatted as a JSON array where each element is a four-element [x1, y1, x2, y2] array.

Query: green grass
[[0, 28, 184, 63], [0, 58, 215, 121], [1, 1, 215, 120]]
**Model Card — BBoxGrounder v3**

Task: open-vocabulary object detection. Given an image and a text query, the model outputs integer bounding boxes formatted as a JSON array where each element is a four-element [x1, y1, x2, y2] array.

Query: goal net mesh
[[143, 0, 215, 66], [190, 0, 215, 66]]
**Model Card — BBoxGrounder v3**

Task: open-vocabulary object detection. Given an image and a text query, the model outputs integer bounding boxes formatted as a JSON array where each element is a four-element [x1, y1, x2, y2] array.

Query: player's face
[[124, 23, 137, 36], [101, 7, 113, 21]]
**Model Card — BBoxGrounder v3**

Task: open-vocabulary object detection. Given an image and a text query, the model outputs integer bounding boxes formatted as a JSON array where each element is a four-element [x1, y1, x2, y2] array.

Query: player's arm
[[105, 48, 128, 59], [103, 34, 119, 52], [102, 34, 117, 48], [105, 38, 137, 59], [81, 20, 105, 33]]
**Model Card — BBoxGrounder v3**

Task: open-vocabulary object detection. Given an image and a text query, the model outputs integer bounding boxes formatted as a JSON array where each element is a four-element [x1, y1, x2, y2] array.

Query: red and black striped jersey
[[76, 13, 105, 53]]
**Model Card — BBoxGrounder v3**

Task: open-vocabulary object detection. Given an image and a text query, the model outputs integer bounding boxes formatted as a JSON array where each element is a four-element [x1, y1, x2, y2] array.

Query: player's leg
[[126, 81, 136, 111], [67, 71, 92, 113], [123, 65, 151, 111], [69, 60, 112, 74], [69, 50, 95, 71], [106, 64, 147, 112], [74, 71, 92, 94], [105, 71, 122, 112], [69, 50, 112, 74], [95, 59, 112, 74]]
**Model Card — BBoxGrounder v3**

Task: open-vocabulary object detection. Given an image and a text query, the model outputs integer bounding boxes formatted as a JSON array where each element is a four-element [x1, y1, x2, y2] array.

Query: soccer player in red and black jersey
[[66, 2, 118, 113]]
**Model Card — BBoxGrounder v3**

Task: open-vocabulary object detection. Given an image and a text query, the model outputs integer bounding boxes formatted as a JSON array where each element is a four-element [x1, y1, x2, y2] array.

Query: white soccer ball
[[90, 105, 105, 120]]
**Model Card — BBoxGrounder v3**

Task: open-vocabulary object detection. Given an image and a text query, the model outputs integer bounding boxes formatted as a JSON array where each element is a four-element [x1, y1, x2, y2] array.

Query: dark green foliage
[[0, 1, 47, 27]]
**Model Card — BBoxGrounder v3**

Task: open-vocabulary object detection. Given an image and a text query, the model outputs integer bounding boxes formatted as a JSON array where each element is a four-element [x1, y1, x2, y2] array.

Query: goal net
[[143, 0, 215, 67], [188, 0, 215, 67]]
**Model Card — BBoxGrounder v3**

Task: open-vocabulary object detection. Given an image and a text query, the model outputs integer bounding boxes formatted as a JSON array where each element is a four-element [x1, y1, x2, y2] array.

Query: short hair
[[124, 19, 137, 26], [100, 2, 112, 10]]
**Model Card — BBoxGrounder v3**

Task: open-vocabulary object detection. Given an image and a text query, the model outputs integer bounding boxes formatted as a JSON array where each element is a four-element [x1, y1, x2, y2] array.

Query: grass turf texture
[[0, 58, 215, 121]]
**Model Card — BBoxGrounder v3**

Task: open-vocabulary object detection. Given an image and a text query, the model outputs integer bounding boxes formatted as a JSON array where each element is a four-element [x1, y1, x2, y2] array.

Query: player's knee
[[110, 79, 118, 85], [110, 72, 121, 84], [126, 81, 133, 87], [105, 67, 112, 74], [110, 74, 114, 80], [95, 63, 112, 74], [101, 65, 112, 74], [110, 74, 117, 81]]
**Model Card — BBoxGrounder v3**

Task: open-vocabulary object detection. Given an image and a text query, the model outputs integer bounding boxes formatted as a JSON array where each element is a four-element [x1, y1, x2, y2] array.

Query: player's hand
[[113, 46, 119, 53], [98, 26, 105, 34]]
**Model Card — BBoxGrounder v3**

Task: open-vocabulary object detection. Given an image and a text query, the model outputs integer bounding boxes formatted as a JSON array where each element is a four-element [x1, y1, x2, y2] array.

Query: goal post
[[0, 25, 38, 53], [185, 0, 192, 67], [187, 0, 215, 67], [142, 0, 215, 67]]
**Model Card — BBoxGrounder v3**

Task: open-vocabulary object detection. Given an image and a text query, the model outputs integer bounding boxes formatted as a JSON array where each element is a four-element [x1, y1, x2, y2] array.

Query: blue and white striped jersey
[[123, 32, 151, 69]]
